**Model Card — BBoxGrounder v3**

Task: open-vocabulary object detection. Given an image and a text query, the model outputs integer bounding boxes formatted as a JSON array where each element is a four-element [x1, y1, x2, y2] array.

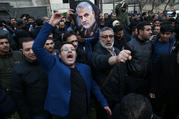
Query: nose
[[107, 36, 111, 41], [81, 16, 86, 22], [30, 49, 34, 54]]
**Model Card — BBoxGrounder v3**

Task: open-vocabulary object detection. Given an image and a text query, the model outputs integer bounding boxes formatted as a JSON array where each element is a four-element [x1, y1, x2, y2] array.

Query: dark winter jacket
[[11, 58, 48, 119], [0, 89, 16, 118], [92, 43, 125, 102], [0, 50, 22, 92], [125, 38, 153, 78]]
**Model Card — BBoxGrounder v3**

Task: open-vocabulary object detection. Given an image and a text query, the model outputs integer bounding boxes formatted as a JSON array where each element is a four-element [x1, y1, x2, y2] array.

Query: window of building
[[63, 0, 69, 3]]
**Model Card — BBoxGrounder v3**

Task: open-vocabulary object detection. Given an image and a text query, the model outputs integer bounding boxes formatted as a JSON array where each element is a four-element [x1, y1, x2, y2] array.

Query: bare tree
[[164, 0, 171, 10], [151, 0, 156, 11]]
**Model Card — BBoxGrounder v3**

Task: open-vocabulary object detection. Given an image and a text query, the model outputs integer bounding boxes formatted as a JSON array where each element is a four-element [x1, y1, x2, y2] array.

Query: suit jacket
[[32, 23, 108, 117]]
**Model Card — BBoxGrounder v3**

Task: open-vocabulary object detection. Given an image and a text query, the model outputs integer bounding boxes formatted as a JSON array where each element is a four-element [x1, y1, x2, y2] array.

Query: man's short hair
[[63, 31, 76, 42], [76, 1, 93, 14], [120, 93, 153, 119], [160, 23, 173, 33], [20, 37, 34, 48], [113, 25, 123, 33], [58, 42, 75, 53], [137, 22, 151, 32], [99, 27, 114, 37], [0, 34, 8, 40]]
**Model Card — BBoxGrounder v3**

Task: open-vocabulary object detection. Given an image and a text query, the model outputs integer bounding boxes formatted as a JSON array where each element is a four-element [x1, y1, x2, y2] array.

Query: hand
[[116, 50, 132, 63], [67, 9, 75, 15], [49, 12, 62, 27], [149, 93, 156, 99], [104, 106, 112, 116]]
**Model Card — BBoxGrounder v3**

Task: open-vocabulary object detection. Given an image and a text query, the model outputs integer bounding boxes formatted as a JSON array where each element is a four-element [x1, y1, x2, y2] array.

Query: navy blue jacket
[[32, 23, 108, 117]]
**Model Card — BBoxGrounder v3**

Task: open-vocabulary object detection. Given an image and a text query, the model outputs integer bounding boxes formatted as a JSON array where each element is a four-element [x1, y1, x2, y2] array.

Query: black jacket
[[11, 58, 48, 119], [91, 43, 125, 103], [0, 89, 16, 118], [125, 38, 153, 78], [151, 53, 179, 95]]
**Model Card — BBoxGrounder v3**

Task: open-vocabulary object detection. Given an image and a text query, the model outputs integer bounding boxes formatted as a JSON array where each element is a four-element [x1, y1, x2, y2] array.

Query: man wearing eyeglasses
[[91, 27, 132, 119], [63, 31, 88, 64], [32, 12, 112, 119]]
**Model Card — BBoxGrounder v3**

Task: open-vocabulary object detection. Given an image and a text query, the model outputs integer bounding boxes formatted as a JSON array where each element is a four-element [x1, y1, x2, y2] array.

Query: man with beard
[[44, 36, 58, 55], [76, 1, 98, 38], [125, 22, 153, 97], [0, 34, 22, 94], [32, 12, 112, 119], [0, 34, 22, 119], [11, 37, 49, 119], [91, 27, 132, 119]]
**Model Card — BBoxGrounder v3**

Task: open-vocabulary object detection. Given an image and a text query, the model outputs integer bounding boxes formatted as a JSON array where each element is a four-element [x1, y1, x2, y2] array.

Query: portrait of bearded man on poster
[[70, 1, 100, 38]]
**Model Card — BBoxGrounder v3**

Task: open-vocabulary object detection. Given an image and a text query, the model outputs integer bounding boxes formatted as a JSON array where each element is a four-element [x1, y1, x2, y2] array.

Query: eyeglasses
[[101, 35, 114, 39], [61, 47, 76, 52]]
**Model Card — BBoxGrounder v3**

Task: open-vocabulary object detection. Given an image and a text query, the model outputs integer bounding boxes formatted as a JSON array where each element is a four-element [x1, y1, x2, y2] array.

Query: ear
[[92, 10, 95, 15], [139, 29, 143, 35]]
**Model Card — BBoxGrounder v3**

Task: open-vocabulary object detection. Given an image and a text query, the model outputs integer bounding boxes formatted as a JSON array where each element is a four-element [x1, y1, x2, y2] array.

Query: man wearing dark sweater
[[32, 12, 112, 119]]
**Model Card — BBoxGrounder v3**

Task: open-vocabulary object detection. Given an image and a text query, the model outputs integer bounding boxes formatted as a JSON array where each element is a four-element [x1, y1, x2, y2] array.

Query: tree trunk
[[164, 0, 171, 11], [151, 0, 155, 12]]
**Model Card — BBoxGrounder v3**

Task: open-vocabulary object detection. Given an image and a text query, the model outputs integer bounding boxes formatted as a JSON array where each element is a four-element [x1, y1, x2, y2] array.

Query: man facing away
[[32, 12, 112, 119]]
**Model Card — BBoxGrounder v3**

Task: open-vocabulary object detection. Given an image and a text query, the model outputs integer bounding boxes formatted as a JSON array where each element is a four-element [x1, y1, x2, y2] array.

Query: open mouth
[[67, 54, 74, 60]]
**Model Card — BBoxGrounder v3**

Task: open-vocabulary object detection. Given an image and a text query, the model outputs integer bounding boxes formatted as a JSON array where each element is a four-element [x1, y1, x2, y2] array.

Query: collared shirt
[[107, 47, 116, 56]]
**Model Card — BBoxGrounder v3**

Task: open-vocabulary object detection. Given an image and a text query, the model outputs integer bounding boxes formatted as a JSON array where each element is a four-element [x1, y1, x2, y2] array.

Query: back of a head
[[120, 93, 153, 119]]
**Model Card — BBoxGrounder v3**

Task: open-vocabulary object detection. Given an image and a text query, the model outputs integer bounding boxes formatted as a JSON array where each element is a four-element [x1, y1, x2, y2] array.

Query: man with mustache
[[32, 12, 112, 119], [76, 1, 98, 38], [44, 36, 57, 55], [91, 27, 132, 119], [0, 34, 22, 95], [0, 34, 22, 119], [125, 22, 153, 97]]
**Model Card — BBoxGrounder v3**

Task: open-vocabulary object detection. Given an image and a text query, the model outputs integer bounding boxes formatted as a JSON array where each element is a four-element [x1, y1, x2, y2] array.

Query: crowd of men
[[0, 0, 179, 119]]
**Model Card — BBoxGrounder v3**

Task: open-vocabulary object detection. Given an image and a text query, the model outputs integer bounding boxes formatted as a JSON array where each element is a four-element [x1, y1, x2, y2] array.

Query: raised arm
[[32, 12, 62, 71]]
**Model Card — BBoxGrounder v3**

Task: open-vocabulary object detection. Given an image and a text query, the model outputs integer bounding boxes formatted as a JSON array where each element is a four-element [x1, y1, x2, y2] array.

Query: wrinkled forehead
[[101, 30, 114, 35], [77, 6, 92, 15]]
